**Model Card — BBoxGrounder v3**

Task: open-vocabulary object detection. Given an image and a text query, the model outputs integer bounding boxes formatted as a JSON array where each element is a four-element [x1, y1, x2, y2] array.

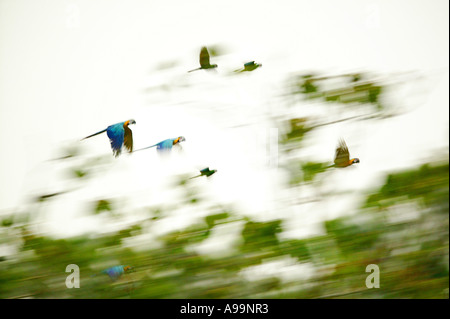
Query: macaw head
[[173, 136, 186, 145], [124, 119, 136, 126], [123, 265, 134, 272], [351, 158, 360, 165]]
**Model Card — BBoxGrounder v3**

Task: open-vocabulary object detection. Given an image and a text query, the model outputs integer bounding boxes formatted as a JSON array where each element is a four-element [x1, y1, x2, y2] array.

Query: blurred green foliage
[[94, 200, 113, 215], [0, 71, 447, 299], [292, 72, 383, 110], [281, 118, 314, 148], [0, 158, 447, 298]]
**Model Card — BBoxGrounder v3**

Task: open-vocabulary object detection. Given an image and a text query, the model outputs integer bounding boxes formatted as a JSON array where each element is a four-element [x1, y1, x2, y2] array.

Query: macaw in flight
[[235, 61, 262, 72], [329, 138, 360, 168], [189, 167, 217, 179], [81, 119, 136, 157], [188, 46, 218, 72], [93, 265, 134, 282], [134, 136, 186, 153]]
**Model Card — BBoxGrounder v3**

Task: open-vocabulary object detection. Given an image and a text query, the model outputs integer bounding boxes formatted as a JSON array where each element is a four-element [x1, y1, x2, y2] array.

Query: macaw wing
[[156, 139, 174, 151], [106, 123, 125, 157], [105, 265, 125, 280], [200, 168, 210, 174], [123, 125, 133, 153], [334, 138, 350, 166], [199, 47, 211, 67], [102, 269, 116, 280]]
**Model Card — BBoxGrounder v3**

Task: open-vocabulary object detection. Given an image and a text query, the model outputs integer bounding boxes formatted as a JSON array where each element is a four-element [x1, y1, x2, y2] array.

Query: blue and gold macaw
[[188, 47, 218, 72], [329, 138, 360, 168], [81, 119, 136, 157], [134, 136, 185, 153], [100, 265, 134, 282]]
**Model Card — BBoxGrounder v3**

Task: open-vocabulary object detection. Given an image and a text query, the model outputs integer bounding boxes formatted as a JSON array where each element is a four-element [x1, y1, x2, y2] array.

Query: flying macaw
[[189, 167, 217, 179], [329, 138, 360, 168], [188, 46, 218, 72], [81, 119, 136, 157], [100, 265, 134, 282], [235, 61, 262, 72], [134, 136, 186, 153]]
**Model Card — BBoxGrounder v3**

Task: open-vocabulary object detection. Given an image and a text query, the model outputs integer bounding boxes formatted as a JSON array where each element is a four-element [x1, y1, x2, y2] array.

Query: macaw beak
[[130, 119, 136, 125]]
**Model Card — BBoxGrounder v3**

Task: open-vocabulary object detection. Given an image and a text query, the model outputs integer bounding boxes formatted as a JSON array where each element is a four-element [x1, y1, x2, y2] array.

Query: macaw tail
[[81, 129, 107, 141], [188, 67, 201, 73], [189, 174, 202, 180], [132, 144, 158, 153]]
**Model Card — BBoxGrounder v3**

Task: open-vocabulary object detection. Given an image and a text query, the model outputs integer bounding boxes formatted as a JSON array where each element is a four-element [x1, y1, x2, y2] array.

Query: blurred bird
[[188, 47, 218, 72], [329, 138, 360, 168], [36, 191, 68, 202], [235, 61, 262, 72], [81, 120, 136, 157], [134, 136, 186, 153], [189, 167, 217, 179], [93, 265, 134, 282]]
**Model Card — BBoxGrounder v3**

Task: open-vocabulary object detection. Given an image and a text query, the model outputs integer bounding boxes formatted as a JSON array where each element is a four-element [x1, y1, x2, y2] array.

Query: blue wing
[[106, 122, 125, 157], [102, 265, 124, 281], [156, 139, 174, 152]]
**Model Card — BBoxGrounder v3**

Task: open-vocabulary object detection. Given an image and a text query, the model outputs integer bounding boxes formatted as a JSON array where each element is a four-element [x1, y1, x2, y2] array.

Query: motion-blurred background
[[0, 0, 448, 298]]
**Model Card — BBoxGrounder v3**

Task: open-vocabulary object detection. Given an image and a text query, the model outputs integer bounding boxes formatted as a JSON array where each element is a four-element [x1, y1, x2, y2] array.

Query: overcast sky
[[0, 0, 448, 238]]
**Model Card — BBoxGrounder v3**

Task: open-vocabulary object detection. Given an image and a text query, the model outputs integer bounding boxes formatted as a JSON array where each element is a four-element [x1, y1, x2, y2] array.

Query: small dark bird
[[235, 61, 262, 72], [36, 191, 68, 202], [189, 167, 217, 179], [330, 138, 360, 168], [81, 120, 136, 157], [188, 47, 218, 72]]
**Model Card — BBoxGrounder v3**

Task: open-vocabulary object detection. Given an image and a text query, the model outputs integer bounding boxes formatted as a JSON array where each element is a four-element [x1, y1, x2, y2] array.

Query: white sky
[[0, 0, 448, 239]]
